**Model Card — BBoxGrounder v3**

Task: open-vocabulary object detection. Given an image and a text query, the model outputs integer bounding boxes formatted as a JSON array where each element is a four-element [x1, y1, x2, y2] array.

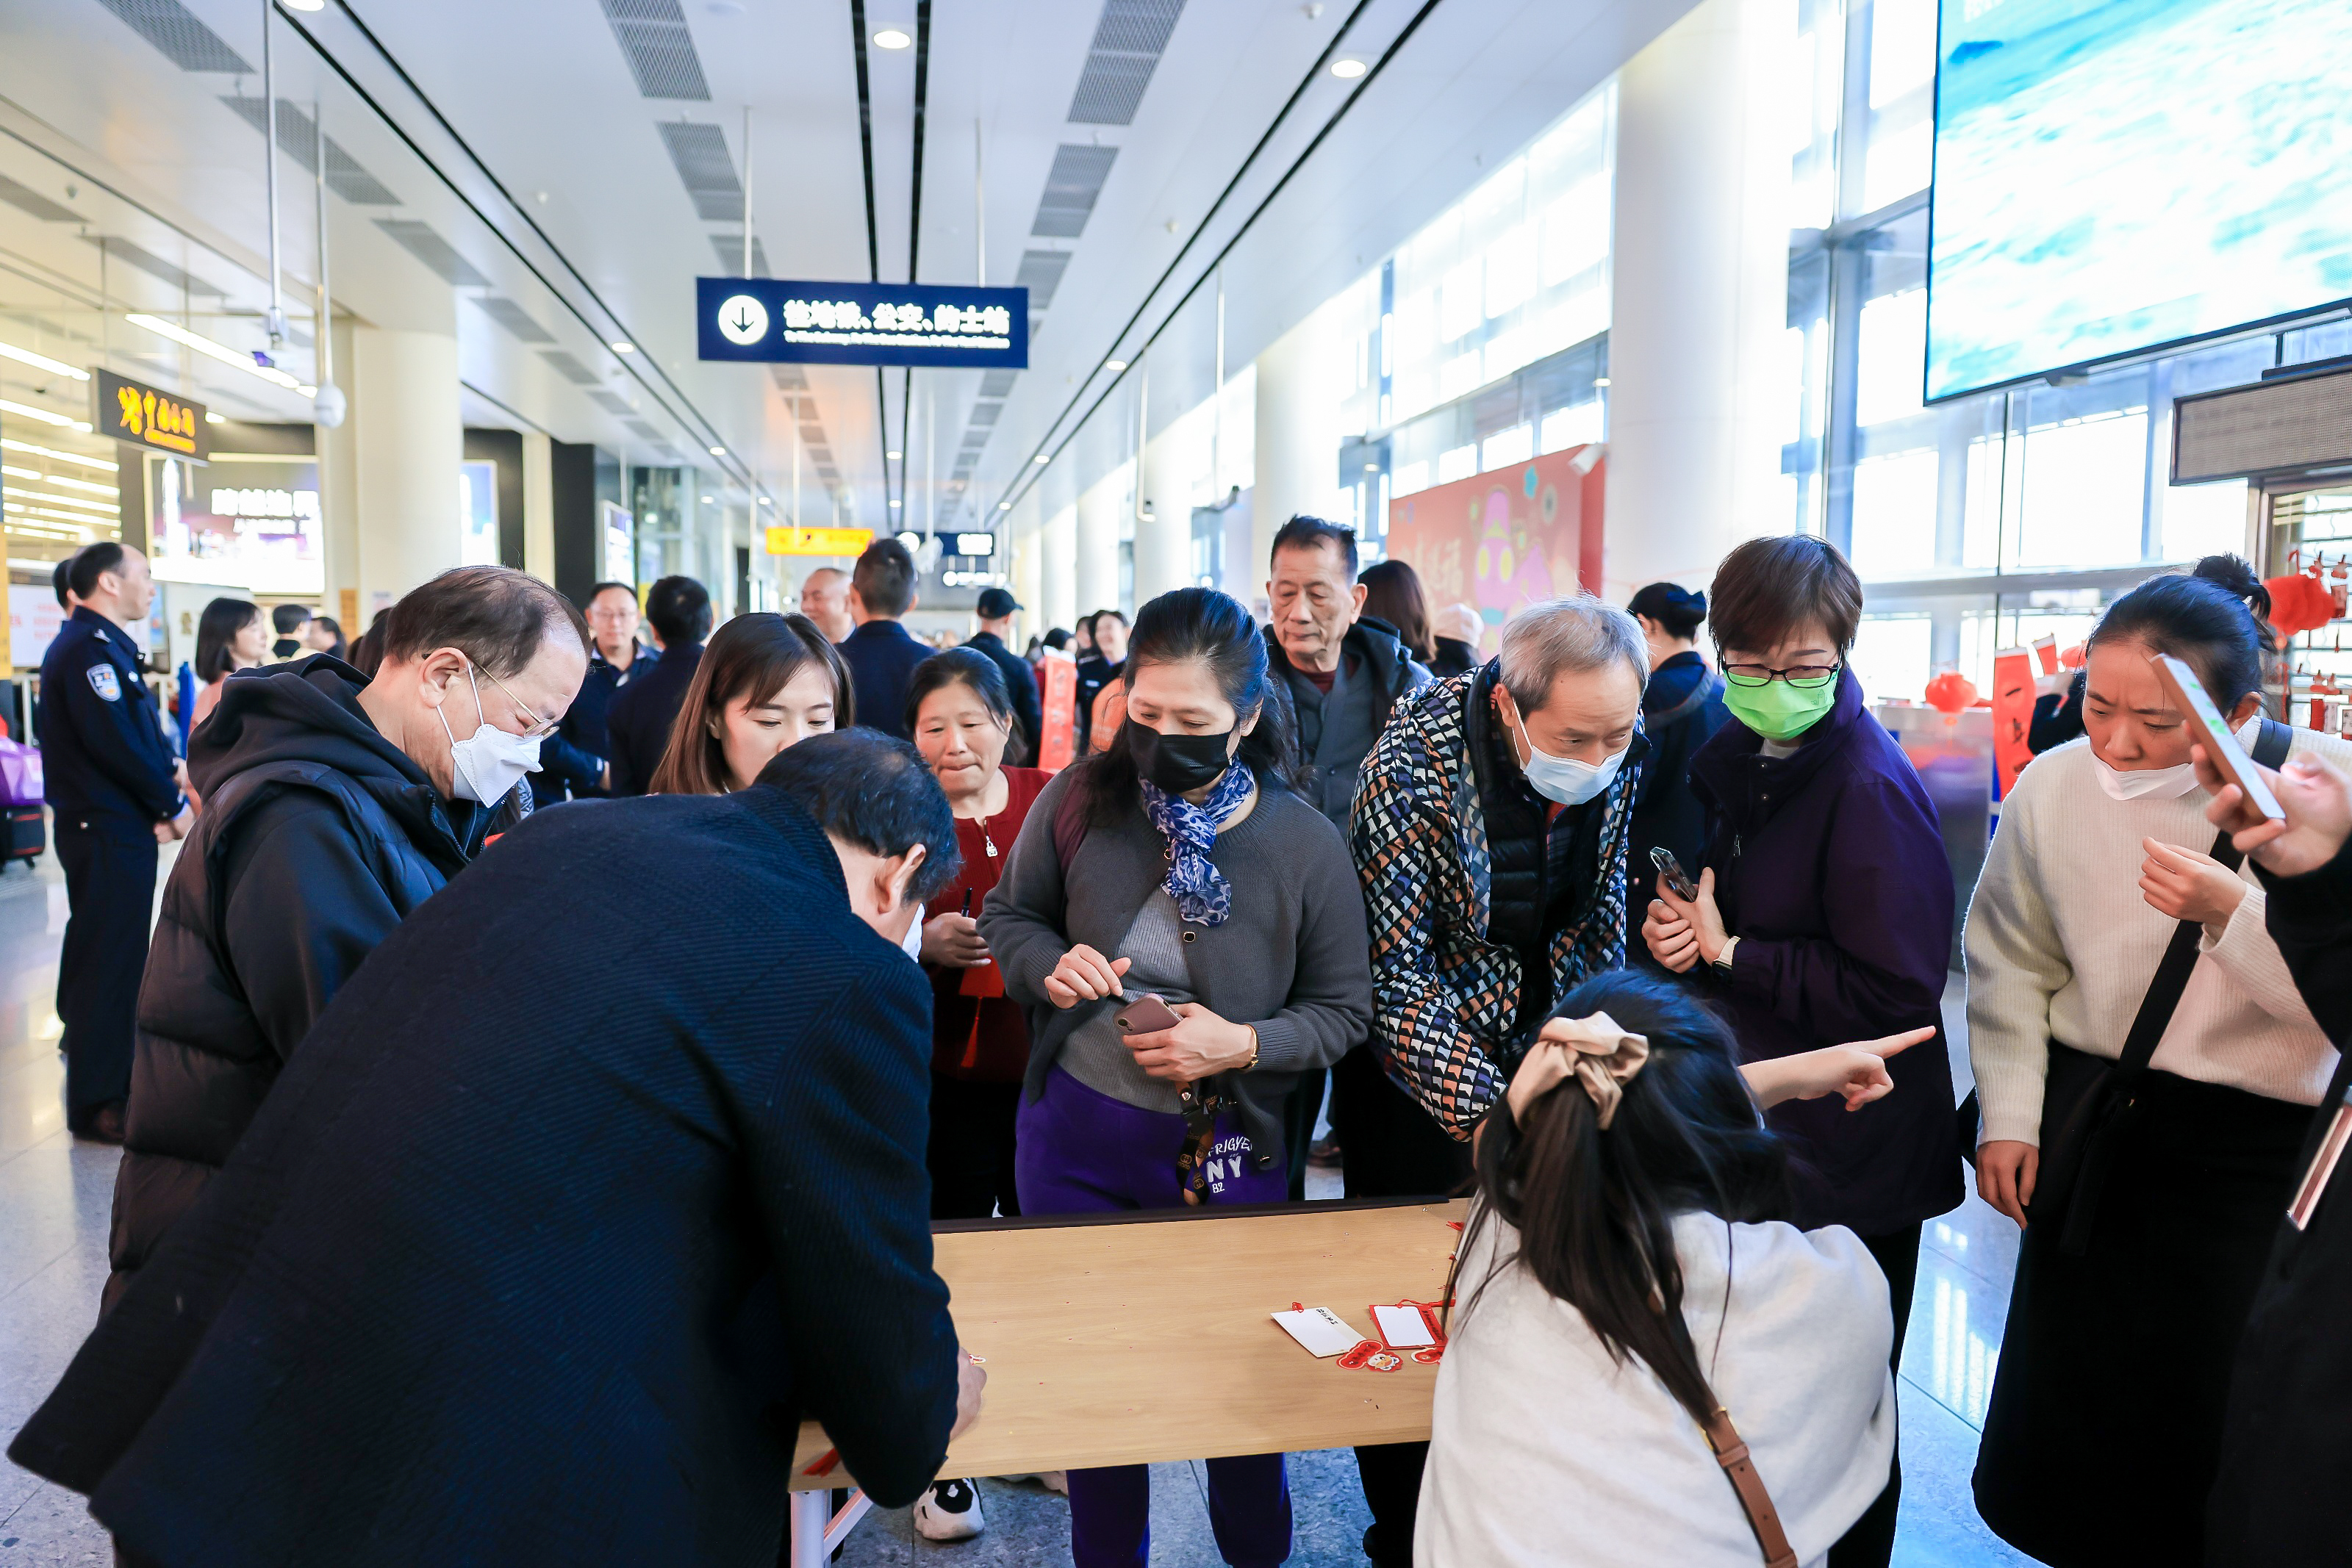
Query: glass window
[[1541, 400, 1604, 452], [1849, 614, 1934, 707], [1482, 425, 1533, 470], [1436, 445, 1477, 484], [1855, 289, 1928, 428], [2010, 411, 2148, 570], [2164, 479, 2248, 561], [1849, 449, 1940, 579]]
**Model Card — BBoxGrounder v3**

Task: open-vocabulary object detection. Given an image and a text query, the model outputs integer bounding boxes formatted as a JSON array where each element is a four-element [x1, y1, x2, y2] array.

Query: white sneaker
[[913, 1478, 986, 1541]]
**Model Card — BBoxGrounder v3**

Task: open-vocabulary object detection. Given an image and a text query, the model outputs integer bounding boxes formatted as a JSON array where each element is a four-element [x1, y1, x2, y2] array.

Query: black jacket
[[1261, 616, 1430, 827], [1074, 653, 1122, 751], [531, 641, 657, 800], [1430, 636, 1480, 680], [964, 630, 1042, 766], [38, 607, 180, 837], [2206, 840, 2352, 1566], [11, 788, 961, 1567], [1625, 651, 1730, 932], [107, 656, 485, 1309], [839, 620, 934, 741], [604, 639, 703, 795]]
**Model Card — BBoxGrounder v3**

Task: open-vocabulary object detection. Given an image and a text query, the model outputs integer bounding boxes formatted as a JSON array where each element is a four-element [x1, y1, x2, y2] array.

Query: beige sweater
[[1965, 730, 2348, 1146]]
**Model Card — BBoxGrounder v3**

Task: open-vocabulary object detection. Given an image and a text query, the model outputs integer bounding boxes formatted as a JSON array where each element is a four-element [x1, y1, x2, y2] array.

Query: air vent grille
[[0, 175, 83, 224], [590, 391, 635, 415], [374, 220, 491, 288], [967, 402, 1003, 426], [1014, 250, 1073, 311], [97, 0, 251, 73], [625, 420, 664, 442], [709, 233, 770, 277], [90, 237, 220, 295], [1032, 145, 1118, 239], [770, 365, 808, 390], [218, 99, 400, 205], [659, 122, 743, 220], [1067, 0, 1185, 125], [541, 350, 601, 385], [601, 0, 711, 100], [978, 369, 1019, 398], [474, 297, 556, 343]]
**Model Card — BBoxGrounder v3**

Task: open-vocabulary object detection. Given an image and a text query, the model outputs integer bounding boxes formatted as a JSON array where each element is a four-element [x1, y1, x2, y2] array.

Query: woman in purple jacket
[[1642, 533, 1959, 1568]]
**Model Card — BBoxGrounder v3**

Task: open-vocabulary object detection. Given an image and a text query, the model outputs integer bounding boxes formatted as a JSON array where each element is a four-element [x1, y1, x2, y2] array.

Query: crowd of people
[[11, 519, 2351, 1568]]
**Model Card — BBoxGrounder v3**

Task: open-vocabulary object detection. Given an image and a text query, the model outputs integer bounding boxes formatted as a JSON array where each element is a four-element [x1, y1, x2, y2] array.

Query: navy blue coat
[[963, 630, 1041, 764], [39, 607, 180, 836], [1626, 650, 1729, 932], [1688, 668, 1960, 1234], [531, 641, 657, 801], [839, 619, 933, 740], [603, 639, 702, 795], [9, 788, 961, 1565]]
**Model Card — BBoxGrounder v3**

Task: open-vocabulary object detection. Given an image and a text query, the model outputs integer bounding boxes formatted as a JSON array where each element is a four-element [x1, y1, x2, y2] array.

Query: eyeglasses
[[476, 662, 559, 738], [1721, 661, 1842, 689]]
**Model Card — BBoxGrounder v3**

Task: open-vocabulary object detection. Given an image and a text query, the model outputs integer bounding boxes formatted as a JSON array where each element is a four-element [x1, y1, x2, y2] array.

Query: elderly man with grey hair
[[1335, 593, 1648, 1567]]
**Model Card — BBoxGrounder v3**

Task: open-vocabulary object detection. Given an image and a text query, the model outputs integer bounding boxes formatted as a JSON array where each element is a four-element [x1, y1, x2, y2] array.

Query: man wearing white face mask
[[98, 566, 589, 1312], [1343, 594, 1646, 1567]]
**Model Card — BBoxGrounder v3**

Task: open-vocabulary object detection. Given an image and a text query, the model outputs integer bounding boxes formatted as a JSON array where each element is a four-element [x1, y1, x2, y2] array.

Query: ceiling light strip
[[124, 313, 315, 395], [0, 397, 90, 431], [0, 437, 117, 471], [12, 488, 118, 513], [0, 341, 88, 380]]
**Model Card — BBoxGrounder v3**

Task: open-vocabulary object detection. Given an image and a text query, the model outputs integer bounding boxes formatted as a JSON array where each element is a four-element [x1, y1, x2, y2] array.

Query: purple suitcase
[[0, 736, 40, 809]]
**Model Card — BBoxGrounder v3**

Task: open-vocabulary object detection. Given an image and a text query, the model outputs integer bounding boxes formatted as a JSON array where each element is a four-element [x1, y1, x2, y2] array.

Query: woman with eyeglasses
[[979, 586, 1372, 1568], [645, 613, 850, 796], [1640, 533, 1957, 1568]]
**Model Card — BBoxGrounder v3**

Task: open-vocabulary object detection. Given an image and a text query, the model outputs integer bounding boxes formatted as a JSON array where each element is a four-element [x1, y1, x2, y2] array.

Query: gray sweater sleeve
[[977, 766, 1078, 1005], [1244, 803, 1374, 1074]]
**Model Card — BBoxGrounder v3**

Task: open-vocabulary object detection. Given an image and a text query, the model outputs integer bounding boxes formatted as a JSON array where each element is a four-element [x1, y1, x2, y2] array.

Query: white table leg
[[789, 1489, 831, 1568]]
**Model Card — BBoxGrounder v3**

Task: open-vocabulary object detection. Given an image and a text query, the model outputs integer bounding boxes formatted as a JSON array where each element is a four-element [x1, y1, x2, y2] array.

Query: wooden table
[[786, 1198, 1467, 1564]]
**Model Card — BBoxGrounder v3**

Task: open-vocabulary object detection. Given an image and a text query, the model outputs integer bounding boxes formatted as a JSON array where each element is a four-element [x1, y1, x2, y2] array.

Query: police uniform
[[40, 605, 181, 1134]]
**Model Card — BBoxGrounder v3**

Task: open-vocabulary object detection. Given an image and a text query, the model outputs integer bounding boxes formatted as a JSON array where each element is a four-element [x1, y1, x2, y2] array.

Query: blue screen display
[[1926, 0, 2352, 403]]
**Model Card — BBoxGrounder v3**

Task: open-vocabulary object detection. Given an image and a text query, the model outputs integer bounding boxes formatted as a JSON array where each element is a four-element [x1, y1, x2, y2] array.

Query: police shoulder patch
[[86, 663, 121, 702]]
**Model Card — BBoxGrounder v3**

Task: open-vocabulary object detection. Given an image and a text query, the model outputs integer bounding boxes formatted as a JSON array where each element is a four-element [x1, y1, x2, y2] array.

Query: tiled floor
[[0, 844, 2037, 1566]]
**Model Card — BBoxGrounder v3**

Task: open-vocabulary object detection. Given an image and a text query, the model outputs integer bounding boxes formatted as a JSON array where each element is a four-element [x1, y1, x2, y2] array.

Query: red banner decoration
[[1037, 648, 1078, 772], [1991, 647, 2034, 796], [1385, 447, 1605, 664]]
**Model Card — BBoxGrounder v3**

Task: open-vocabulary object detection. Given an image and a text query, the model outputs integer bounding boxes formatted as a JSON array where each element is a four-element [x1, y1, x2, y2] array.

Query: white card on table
[[1372, 1304, 1436, 1348], [1272, 1306, 1360, 1358]]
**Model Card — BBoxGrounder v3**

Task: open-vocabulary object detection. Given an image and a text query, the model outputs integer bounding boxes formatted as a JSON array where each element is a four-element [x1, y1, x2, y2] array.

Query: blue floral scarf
[[1139, 764, 1256, 927]]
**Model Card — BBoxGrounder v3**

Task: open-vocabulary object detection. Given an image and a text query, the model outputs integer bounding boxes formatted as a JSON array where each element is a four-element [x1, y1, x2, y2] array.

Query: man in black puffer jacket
[[105, 567, 589, 1311]]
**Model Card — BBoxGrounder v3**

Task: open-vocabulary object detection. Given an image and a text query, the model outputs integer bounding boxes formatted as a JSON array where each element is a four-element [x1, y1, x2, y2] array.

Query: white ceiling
[[0, 0, 1694, 534]]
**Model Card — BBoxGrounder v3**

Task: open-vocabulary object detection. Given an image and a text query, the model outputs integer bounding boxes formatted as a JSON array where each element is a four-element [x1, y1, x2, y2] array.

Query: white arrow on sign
[[717, 294, 770, 346]]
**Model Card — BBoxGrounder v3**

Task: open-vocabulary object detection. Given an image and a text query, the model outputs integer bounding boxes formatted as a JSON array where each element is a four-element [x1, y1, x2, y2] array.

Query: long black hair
[[194, 596, 261, 683], [1451, 970, 1790, 1431], [1078, 586, 1299, 825], [2086, 553, 2275, 710]]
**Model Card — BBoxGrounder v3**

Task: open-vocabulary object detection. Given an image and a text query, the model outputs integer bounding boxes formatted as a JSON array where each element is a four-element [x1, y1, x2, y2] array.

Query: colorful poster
[[1991, 646, 2035, 796], [1384, 447, 1605, 662], [1037, 647, 1078, 772]]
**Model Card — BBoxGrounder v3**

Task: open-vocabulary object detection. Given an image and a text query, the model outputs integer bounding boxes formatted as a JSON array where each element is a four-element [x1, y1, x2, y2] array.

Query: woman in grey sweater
[[980, 586, 1372, 1568]]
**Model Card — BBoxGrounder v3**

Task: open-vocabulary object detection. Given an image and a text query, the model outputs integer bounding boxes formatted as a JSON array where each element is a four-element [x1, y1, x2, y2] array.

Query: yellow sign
[[95, 369, 208, 461], [765, 525, 873, 556]]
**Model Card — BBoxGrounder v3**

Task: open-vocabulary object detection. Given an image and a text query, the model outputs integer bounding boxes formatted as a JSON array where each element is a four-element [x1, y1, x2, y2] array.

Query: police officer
[[42, 543, 188, 1143]]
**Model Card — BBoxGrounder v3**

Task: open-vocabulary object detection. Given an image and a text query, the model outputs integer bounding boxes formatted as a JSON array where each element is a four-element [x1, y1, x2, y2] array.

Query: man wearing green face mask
[[1640, 533, 1959, 1568]]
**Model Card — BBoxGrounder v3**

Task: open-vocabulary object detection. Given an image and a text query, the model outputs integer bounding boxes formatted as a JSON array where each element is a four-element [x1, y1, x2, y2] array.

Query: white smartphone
[[2148, 652, 2284, 823]]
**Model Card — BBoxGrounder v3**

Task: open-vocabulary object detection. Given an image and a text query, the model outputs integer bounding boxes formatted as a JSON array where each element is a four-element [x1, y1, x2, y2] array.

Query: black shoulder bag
[[1959, 718, 2292, 1256]]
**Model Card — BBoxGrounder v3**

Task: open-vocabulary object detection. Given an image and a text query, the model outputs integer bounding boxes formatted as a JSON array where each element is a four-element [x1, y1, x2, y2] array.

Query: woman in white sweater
[[1965, 555, 2348, 1568], [1422, 971, 1926, 1567]]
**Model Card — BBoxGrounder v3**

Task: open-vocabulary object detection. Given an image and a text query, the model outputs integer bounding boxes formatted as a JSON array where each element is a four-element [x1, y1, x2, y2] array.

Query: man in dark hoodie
[[103, 565, 589, 1310]]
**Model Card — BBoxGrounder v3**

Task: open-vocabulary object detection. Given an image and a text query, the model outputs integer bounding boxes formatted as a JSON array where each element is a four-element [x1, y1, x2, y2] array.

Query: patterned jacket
[[1350, 664, 1641, 1137]]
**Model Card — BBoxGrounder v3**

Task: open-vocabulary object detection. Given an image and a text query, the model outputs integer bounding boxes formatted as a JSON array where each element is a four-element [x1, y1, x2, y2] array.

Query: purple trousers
[[1015, 1068, 1294, 1568]]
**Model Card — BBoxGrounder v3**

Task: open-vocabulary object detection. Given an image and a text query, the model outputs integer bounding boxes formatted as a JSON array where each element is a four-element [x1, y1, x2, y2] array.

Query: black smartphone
[[1649, 846, 1699, 901]]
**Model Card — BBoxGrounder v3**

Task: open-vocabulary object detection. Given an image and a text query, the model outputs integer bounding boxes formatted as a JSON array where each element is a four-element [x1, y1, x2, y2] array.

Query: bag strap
[[1702, 1409, 1801, 1568], [1649, 671, 1725, 730], [2112, 717, 2295, 1090]]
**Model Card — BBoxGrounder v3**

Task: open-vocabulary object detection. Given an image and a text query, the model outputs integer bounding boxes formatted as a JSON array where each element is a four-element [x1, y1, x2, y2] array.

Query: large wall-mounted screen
[[1926, 0, 2352, 403]]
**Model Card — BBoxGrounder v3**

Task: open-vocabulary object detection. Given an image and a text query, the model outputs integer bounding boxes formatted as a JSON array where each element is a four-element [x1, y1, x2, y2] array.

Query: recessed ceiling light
[[889, 498, 902, 507], [1105, 359, 1127, 373], [872, 26, 911, 48], [611, 341, 634, 353], [1330, 57, 1366, 79], [709, 445, 726, 456], [759, 496, 773, 505], [700, 494, 714, 503], [998, 501, 1011, 511], [1593, 377, 1611, 387], [282, 0, 325, 10], [1033, 454, 1049, 464], [886, 450, 902, 460], [205, 411, 225, 424]]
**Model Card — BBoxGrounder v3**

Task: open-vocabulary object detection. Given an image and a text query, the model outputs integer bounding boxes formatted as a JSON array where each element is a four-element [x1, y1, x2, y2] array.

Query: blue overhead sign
[[696, 278, 1029, 369]]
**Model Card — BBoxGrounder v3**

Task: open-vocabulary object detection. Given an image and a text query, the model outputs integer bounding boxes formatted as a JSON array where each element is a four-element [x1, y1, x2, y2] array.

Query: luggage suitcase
[[4, 805, 40, 864], [0, 737, 45, 866]]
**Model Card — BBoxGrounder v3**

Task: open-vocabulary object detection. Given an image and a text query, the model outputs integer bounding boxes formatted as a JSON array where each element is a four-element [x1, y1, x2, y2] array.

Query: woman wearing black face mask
[[978, 587, 1374, 1568]]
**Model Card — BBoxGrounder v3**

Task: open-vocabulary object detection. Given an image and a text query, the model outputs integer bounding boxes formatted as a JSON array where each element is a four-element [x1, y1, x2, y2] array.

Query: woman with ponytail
[[1422, 970, 1921, 1567], [979, 586, 1372, 1567], [1965, 553, 2352, 1566]]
